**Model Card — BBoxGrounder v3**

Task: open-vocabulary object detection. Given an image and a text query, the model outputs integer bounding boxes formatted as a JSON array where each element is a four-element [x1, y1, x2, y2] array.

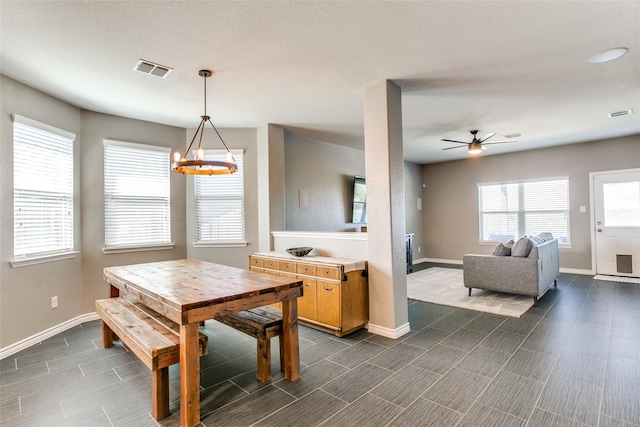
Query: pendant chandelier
[[171, 70, 238, 175]]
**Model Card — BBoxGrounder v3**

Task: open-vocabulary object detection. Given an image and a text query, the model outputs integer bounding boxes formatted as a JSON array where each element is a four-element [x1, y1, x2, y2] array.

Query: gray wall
[[282, 132, 426, 256], [422, 135, 640, 270], [1, 76, 83, 347], [404, 161, 425, 261], [1, 75, 188, 349], [80, 111, 187, 311], [284, 131, 366, 231]]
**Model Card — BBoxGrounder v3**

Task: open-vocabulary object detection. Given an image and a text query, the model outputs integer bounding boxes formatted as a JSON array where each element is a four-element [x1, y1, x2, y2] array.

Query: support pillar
[[363, 80, 410, 338]]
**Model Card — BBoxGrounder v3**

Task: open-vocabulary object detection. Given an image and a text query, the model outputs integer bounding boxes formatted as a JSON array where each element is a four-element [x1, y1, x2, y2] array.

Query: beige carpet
[[407, 267, 534, 318]]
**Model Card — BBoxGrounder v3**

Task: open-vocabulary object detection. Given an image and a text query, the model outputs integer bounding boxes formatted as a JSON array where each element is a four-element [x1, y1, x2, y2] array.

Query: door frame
[[589, 167, 640, 275]]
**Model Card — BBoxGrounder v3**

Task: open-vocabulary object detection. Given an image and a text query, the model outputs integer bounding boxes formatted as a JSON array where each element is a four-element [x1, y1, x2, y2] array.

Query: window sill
[[102, 244, 174, 254], [192, 241, 248, 248], [11, 251, 79, 268]]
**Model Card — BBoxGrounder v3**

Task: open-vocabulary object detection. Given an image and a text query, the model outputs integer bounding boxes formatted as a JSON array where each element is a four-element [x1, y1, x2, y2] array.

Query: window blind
[[13, 116, 75, 257], [478, 178, 570, 243], [194, 150, 245, 243], [104, 140, 171, 249]]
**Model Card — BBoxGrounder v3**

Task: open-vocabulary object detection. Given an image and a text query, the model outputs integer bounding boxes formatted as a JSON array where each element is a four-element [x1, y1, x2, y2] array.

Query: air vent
[[607, 109, 633, 118], [134, 59, 173, 78], [503, 133, 521, 139]]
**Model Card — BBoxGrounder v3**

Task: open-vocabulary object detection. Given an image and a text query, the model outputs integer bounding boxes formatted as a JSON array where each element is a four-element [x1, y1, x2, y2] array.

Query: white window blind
[[104, 140, 171, 250], [194, 150, 245, 244], [478, 177, 570, 243], [13, 115, 75, 258]]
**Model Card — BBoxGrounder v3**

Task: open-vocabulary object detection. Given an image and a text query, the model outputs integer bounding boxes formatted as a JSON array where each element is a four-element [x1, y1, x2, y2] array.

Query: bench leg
[[102, 321, 114, 348], [256, 338, 272, 382], [279, 336, 285, 373], [151, 367, 170, 420]]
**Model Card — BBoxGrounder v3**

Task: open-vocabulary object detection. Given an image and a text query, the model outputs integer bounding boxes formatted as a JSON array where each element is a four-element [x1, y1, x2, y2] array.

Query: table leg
[[180, 322, 200, 427], [110, 285, 119, 298], [280, 298, 300, 381]]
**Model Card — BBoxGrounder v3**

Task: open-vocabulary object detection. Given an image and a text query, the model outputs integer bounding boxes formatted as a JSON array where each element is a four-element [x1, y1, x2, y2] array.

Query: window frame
[[477, 176, 571, 245], [193, 148, 247, 247], [103, 139, 173, 254], [11, 114, 77, 267]]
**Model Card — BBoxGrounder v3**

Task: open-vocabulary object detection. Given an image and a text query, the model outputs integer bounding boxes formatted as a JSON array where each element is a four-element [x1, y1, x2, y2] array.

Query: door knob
[[597, 228, 603, 232]]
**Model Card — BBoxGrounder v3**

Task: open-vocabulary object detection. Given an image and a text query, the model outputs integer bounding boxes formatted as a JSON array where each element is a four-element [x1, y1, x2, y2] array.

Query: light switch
[[417, 198, 422, 211], [580, 206, 586, 213], [299, 190, 308, 208]]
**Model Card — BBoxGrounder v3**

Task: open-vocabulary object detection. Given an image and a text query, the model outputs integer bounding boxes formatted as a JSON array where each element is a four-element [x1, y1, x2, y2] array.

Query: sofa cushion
[[492, 240, 514, 256], [512, 236, 533, 257]]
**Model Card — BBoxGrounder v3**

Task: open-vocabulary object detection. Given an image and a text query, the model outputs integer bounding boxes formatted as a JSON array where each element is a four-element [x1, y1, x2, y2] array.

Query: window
[[103, 140, 171, 251], [478, 177, 570, 244], [194, 149, 245, 245], [603, 181, 640, 227], [13, 115, 75, 260]]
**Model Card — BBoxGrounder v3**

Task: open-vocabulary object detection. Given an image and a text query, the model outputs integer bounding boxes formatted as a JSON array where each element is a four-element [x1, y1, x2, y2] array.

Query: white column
[[364, 80, 410, 338]]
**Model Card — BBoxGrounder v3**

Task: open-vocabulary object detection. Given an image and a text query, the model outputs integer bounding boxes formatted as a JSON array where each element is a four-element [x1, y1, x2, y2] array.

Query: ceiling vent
[[607, 109, 633, 118], [134, 59, 173, 78]]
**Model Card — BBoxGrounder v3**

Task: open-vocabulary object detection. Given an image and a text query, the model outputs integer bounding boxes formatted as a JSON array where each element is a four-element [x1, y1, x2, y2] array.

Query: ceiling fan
[[442, 130, 518, 154]]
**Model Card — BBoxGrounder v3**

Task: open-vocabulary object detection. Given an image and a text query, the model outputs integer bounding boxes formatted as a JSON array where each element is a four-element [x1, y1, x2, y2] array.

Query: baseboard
[[367, 321, 411, 339], [0, 312, 100, 360], [560, 268, 594, 275], [421, 258, 463, 265]]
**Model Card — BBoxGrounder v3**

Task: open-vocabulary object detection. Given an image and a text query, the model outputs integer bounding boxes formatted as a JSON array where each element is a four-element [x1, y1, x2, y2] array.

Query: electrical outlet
[[51, 296, 58, 309]]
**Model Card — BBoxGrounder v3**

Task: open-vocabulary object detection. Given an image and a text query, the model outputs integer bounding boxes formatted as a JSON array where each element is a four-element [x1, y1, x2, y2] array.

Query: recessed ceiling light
[[589, 47, 628, 63]]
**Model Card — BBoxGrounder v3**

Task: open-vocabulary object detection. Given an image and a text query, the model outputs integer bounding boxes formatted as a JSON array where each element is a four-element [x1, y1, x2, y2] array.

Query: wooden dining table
[[103, 258, 303, 427]]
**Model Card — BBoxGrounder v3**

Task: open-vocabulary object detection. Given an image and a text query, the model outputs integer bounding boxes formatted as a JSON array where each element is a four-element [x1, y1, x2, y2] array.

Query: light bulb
[[196, 148, 204, 160], [226, 151, 234, 162], [173, 152, 181, 162]]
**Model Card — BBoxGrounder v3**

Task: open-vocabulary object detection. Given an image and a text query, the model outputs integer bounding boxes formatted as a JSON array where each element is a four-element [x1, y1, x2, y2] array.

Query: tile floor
[[1, 263, 639, 426]]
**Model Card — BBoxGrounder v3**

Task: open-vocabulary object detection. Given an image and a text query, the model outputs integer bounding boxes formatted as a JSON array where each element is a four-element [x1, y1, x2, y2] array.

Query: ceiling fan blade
[[483, 140, 518, 145], [441, 139, 469, 144], [442, 145, 467, 150], [479, 132, 496, 142]]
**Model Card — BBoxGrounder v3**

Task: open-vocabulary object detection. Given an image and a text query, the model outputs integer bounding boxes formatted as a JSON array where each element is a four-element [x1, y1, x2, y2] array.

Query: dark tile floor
[[1, 263, 639, 426]]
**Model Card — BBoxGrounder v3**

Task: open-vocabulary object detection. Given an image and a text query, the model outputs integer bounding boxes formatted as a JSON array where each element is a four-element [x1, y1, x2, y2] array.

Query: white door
[[593, 169, 640, 277]]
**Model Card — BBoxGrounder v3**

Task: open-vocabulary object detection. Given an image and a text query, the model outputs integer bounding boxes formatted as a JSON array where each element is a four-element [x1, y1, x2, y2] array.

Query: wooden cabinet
[[249, 253, 368, 337]]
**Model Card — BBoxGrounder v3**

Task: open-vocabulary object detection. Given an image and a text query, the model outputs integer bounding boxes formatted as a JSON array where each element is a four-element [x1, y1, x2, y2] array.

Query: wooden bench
[[215, 306, 283, 382], [95, 297, 208, 421]]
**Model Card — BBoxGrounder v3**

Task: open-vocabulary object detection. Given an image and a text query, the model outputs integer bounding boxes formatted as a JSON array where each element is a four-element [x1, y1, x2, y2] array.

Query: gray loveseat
[[463, 235, 560, 304]]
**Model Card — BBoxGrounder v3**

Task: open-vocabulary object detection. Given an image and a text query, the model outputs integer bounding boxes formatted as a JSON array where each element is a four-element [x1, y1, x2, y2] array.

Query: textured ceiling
[[1, 1, 638, 163]]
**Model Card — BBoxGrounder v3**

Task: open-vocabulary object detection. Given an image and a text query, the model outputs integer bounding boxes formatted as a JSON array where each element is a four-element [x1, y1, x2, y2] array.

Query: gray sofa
[[463, 236, 560, 304]]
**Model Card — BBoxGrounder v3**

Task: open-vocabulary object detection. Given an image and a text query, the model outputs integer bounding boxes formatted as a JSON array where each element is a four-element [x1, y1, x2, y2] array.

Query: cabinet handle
[[323, 286, 332, 292], [304, 283, 311, 288]]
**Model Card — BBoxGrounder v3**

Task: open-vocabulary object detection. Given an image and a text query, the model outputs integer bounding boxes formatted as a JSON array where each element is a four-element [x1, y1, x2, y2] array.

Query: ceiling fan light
[[468, 141, 483, 155]]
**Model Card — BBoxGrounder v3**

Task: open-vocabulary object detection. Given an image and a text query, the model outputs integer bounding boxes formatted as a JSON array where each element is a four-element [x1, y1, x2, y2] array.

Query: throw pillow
[[492, 242, 512, 256], [512, 236, 533, 257]]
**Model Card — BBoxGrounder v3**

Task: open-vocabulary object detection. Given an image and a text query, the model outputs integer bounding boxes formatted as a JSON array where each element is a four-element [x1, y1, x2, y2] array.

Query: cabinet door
[[249, 256, 263, 268], [317, 280, 340, 327], [298, 277, 317, 321]]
